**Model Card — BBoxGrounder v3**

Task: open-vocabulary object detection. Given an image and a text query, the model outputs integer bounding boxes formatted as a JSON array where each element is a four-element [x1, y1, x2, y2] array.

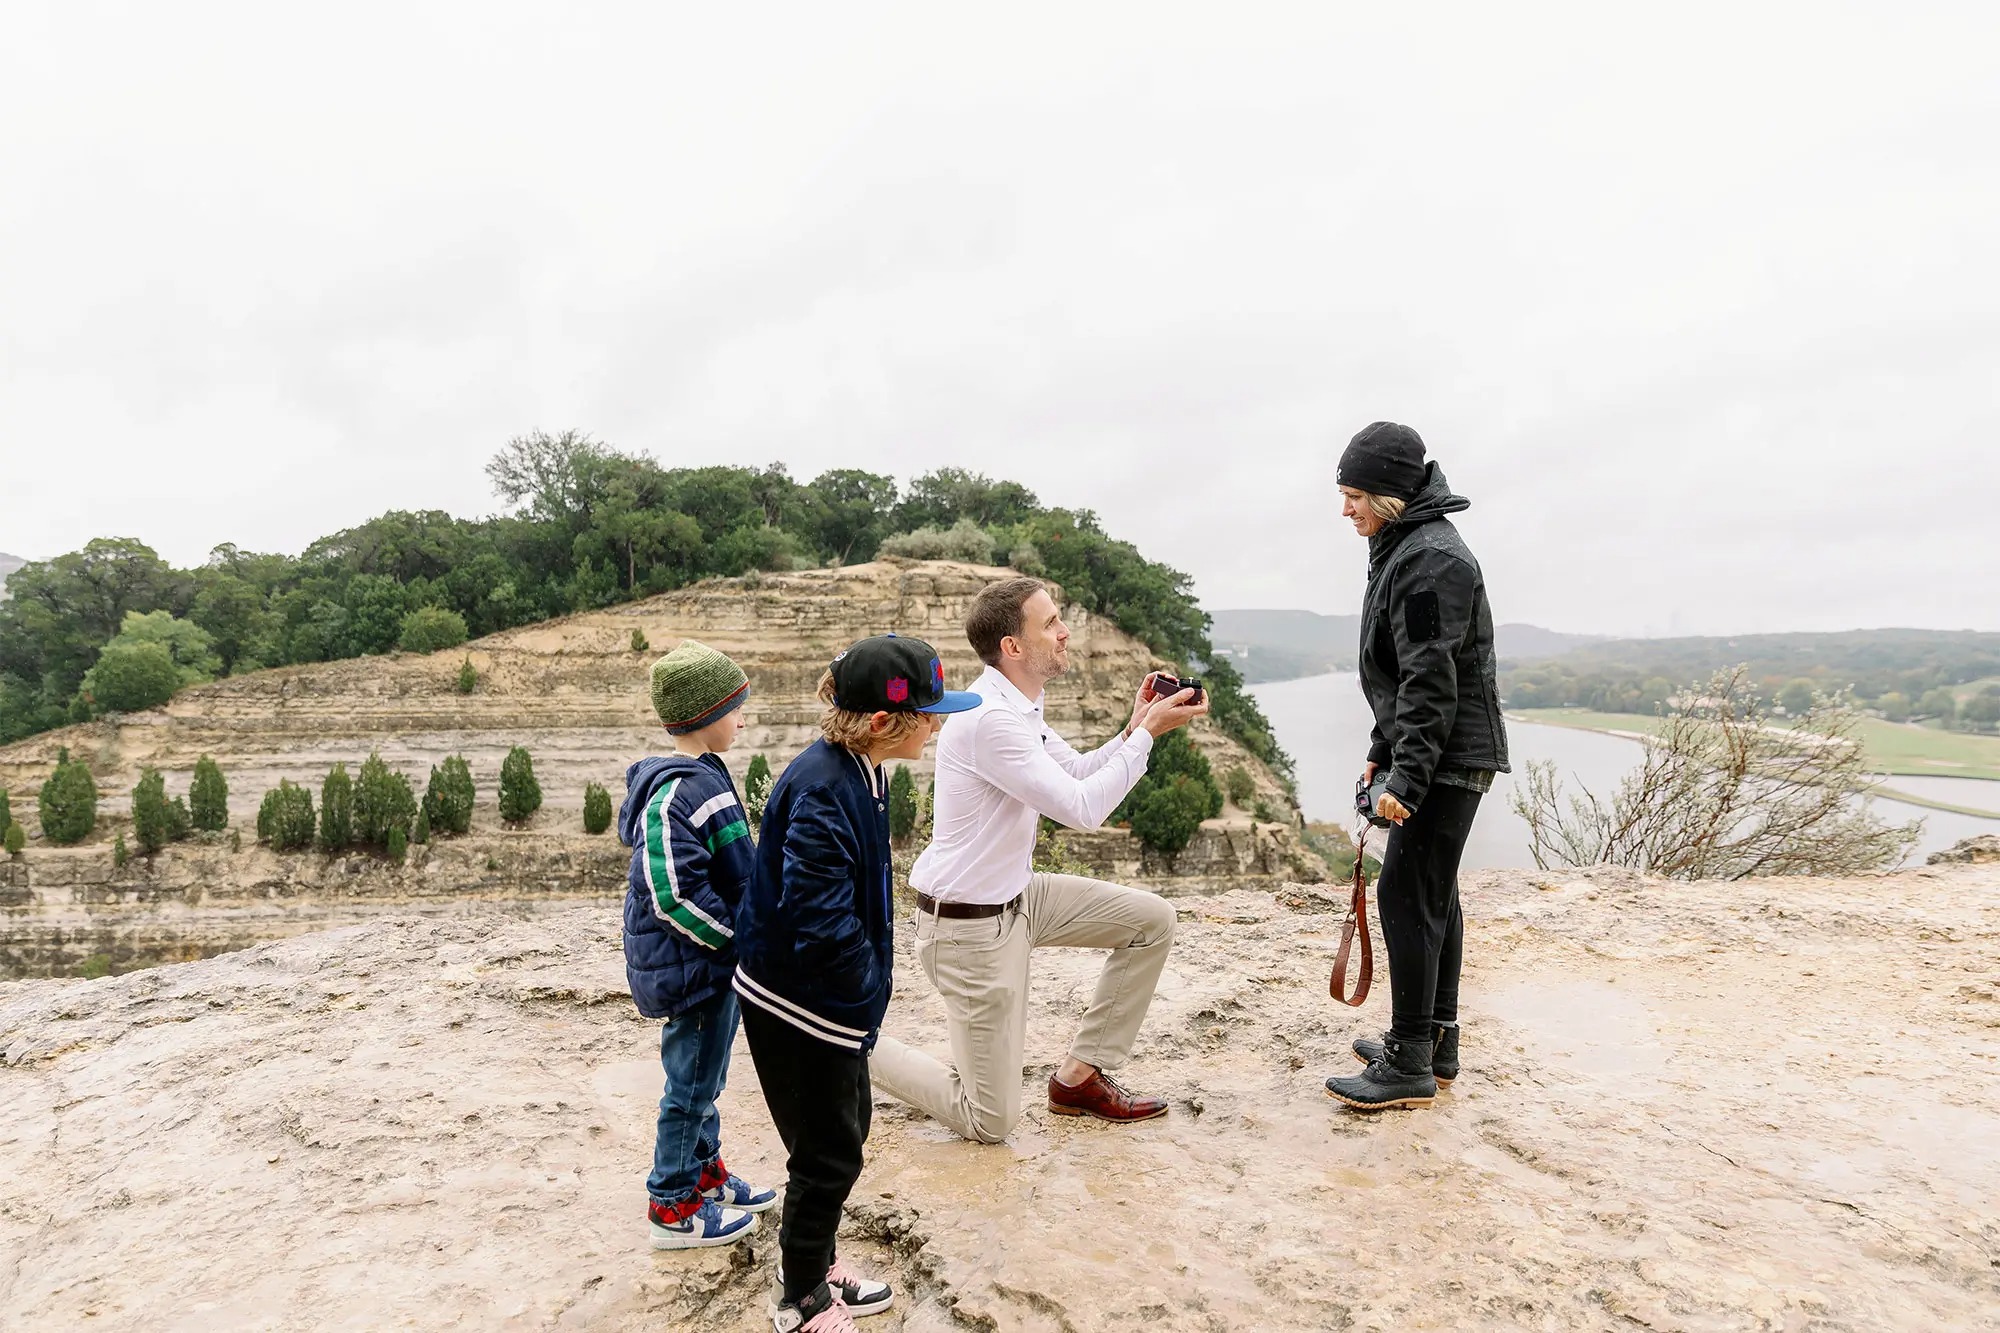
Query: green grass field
[[1513, 708, 2000, 784]]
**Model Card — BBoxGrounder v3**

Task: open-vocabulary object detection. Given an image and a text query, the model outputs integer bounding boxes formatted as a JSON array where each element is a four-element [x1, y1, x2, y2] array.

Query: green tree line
[[1502, 630, 2000, 731], [0, 431, 1291, 785]]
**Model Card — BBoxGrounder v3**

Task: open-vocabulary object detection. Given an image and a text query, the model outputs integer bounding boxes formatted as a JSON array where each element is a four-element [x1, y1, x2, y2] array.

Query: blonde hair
[[816, 670, 926, 753], [1351, 489, 1406, 525]]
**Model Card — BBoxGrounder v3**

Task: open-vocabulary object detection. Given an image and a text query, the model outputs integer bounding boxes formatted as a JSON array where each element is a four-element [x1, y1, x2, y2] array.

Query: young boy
[[734, 633, 981, 1332], [619, 640, 778, 1250]]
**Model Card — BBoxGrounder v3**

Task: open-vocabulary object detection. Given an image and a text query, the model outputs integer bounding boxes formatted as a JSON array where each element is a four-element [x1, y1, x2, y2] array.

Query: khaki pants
[[870, 873, 1175, 1144]]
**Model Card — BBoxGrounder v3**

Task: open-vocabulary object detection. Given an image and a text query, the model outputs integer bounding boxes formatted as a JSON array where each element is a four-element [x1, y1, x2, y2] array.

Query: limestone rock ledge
[[1, 821, 1318, 978], [4, 860, 1997, 1330]]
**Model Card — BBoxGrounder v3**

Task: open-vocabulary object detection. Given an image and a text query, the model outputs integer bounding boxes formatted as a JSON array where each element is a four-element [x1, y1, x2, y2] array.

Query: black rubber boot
[[1433, 1025, 1459, 1083], [1326, 1035, 1437, 1109], [1351, 1026, 1458, 1087]]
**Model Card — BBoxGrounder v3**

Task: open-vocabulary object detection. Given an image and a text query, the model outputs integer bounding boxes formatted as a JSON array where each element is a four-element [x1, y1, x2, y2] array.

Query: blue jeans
[[647, 990, 740, 1205]]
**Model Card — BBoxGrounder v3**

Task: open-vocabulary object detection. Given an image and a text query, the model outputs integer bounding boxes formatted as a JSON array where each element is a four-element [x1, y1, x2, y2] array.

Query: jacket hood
[[1399, 462, 1469, 524], [1368, 463, 1469, 567], [617, 754, 706, 846]]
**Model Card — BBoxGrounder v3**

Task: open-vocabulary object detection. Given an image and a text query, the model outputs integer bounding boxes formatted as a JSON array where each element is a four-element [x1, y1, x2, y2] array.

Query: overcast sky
[[4, 2, 1994, 638]]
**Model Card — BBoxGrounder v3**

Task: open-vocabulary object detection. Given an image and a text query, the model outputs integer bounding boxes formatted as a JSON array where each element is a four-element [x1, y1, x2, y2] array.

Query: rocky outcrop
[[1, 816, 1318, 978], [1929, 833, 2000, 864], [4, 860, 1996, 1330], [0, 832, 627, 977]]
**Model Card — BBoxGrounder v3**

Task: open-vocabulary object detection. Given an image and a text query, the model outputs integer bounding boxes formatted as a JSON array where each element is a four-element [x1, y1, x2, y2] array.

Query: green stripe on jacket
[[643, 778, 731, 950], [704, 818, 750, 854]]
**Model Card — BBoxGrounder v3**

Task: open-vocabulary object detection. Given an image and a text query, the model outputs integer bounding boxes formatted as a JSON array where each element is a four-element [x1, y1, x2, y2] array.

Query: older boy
[[734, 634, 980, 1332]]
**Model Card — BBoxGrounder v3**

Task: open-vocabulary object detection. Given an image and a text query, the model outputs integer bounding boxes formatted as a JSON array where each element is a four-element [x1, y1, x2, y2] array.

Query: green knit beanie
[[650, 640, 751, 734]]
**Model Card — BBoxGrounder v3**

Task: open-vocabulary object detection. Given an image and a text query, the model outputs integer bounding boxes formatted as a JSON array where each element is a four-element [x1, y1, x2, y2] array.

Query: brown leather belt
[[916, 891, 1021, 920], [1330, 827, 1374, 1008]]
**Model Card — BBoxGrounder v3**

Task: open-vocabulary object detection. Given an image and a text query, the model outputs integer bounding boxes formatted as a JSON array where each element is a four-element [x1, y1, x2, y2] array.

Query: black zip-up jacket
[[1359, 464, 1510, 810]]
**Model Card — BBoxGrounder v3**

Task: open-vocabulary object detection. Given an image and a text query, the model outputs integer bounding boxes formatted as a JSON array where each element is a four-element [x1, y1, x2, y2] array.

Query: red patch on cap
[[886, 677, 910, 703], [931, 660, 944, 691]]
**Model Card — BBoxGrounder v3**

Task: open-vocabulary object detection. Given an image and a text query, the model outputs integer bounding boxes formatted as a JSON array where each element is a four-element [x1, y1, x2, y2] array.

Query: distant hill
[[1209, 608, 1596, 684], [0, 560, 1292, 821], [0, 552, 24, 601], [1551, 629, 2000, 679]]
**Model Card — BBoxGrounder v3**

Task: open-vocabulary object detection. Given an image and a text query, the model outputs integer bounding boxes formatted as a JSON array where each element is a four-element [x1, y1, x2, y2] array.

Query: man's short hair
[[966, 577, 1047, 667]]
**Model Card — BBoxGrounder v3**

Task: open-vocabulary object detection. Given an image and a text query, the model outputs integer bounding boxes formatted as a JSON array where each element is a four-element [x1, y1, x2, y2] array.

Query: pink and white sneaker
[[770, 1281, 857, 1332], [776, 1257, 893, 1318]]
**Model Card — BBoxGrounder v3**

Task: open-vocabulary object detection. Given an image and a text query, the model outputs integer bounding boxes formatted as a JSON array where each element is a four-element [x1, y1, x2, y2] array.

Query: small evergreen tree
[[583, 781, 613, 834], [189, 755, 228, 832], [630, 628, 649, 653], [386, 825, 408, 863], [132, 766, 170, 855], [1130, 775, 1209, 870], [499, 746, 542, 825], [0, 788, 10, 837], [113, 832, 129, 867], [264, 780, 316, 852], [165, 796, 193, 843], [38, 748, 99, 846], [1224, 765, 1256, 807], [424, 755, 476, 835], [319, 763, 353, 852], [455, 657, 477, 694], [397, 606, 470, 654], [744, 753, 774, 827], [230, 828, 242, 852], [355, 752, 417, 850], [78, 641, 182, 713], [1115, 730, 1222, 826], [3, 822, 24, 857], [412, 805, 431, 844], [887, 765, 918, 842]]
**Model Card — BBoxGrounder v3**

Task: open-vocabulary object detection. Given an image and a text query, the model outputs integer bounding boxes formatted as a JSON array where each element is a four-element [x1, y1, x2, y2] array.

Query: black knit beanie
[[1336, 422, 1428, 501]]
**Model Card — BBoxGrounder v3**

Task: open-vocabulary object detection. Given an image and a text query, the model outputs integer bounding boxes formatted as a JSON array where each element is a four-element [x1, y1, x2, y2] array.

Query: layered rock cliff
[[0, 560, 1309, 976], [0, 559, 1289, 816]]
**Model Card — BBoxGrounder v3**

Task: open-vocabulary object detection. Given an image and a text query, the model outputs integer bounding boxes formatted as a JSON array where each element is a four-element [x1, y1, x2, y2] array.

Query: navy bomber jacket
[[732, 739, 894, 1055], [619, 753, 755, 1021]]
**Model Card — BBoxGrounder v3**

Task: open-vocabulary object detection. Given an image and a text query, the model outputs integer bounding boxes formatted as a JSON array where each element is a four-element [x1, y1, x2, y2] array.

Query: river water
[[1251, 672, 2000, 870]]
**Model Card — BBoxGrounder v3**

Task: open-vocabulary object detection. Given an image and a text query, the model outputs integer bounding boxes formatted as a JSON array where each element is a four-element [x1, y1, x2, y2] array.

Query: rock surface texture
[[4, 860, 1996, 1331]]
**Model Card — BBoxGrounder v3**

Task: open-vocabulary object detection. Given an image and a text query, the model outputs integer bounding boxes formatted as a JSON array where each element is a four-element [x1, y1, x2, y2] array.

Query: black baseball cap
[[829, 634, 983, 715]]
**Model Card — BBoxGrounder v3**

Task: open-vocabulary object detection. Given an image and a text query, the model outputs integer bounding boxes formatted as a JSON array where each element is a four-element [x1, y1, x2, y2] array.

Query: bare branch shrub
[[1512, 667, 1922, 879]]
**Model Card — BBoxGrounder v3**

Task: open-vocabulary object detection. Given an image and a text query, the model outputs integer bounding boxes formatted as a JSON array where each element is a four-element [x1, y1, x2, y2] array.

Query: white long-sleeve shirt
[[909, 664, 1155, 905]]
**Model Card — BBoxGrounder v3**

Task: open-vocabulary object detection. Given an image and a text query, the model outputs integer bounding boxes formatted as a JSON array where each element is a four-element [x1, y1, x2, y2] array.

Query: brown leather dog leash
[[1330, 828, 1372, 1007]]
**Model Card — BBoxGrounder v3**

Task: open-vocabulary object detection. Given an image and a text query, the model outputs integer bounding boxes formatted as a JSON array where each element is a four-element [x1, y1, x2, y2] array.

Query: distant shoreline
[[1247, 674, 2000, 821], [1511, 708, 2000, 820]]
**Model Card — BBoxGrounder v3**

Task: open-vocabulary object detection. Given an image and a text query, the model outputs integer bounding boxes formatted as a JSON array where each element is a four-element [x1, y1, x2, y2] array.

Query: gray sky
[[4, 2, 1995, 638]]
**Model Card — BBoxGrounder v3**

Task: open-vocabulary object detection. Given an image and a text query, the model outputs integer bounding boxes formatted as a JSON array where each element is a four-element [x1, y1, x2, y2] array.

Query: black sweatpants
[[740, 1002, 871, 1306], [1374, 783, 1482, 1045]]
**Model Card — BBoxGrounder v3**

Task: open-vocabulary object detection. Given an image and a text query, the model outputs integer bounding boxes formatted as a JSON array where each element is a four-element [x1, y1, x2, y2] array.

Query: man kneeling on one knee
[[871, 577, 1209, 1143]]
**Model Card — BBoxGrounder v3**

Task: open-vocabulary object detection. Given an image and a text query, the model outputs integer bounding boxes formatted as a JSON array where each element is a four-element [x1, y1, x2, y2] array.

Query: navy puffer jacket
[[618, 753, 755, 1020]]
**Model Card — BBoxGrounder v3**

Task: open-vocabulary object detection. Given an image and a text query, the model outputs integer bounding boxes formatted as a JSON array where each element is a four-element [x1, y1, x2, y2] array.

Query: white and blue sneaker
[[701, 1159, 779, 1214], [648, 1196, 757, 1250]]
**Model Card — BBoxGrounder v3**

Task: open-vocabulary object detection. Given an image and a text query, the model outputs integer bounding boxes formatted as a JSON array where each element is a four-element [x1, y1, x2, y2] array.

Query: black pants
[[740, 1002, 871, 1305], [1374, 783, 1481, 1045]]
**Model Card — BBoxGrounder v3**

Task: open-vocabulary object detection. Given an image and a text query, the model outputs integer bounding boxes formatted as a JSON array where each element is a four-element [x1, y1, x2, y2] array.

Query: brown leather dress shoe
[[1047, 1069, 1169, 1123]]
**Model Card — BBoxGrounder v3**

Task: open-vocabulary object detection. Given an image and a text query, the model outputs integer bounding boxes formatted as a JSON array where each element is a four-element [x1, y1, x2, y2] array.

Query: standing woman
[[1324, 422, 1509, 1111]]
